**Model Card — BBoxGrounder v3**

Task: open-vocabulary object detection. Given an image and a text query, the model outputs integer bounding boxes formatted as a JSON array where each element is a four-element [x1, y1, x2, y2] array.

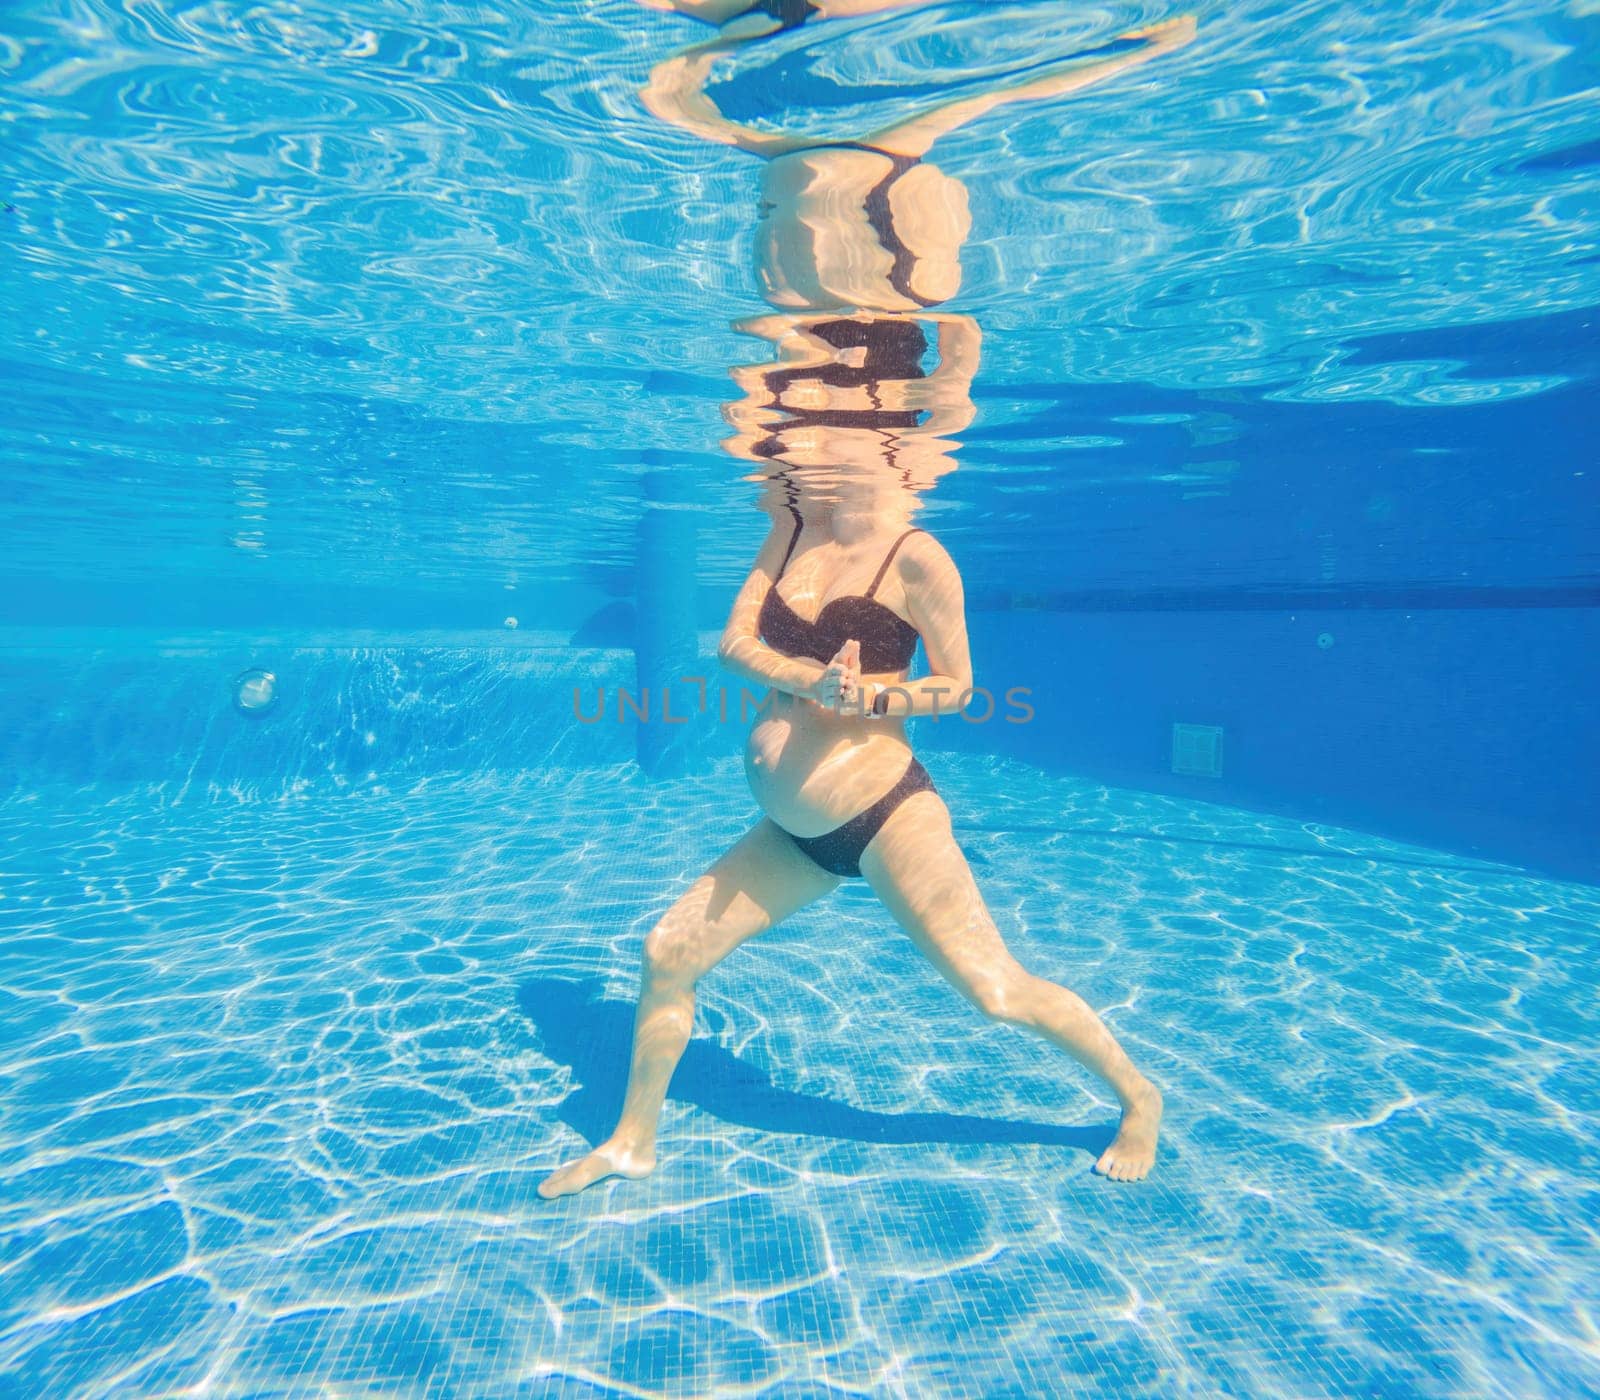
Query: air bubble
[[233, 668, 278, 713]]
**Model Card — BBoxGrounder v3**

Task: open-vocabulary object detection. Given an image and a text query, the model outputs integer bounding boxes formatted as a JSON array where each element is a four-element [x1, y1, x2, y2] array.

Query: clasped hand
[[813, 639, 870, 714]]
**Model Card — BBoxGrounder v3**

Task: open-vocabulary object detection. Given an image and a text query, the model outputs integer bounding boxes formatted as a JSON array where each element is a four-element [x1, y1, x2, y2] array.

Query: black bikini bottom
[[778, 757, 935, 879]]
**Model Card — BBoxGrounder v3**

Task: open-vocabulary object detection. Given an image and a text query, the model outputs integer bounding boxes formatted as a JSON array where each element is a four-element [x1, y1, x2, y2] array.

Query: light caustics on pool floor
[[1, 756, 1596, 1398]]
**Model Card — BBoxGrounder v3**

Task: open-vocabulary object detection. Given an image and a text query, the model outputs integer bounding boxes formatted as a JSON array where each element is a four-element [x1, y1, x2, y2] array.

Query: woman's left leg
[[858, 788, 1163, 1181]]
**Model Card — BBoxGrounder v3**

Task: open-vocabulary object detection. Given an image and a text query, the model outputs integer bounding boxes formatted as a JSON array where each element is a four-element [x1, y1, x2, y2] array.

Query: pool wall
[[952, 605, 1600, 884], [3, 602, 1594, 883]]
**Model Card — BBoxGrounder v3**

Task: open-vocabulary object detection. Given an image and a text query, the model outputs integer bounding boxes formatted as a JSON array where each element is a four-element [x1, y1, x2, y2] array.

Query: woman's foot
[[537, 1138, 657, 1199], [1093, 1080, 1163, 1182]]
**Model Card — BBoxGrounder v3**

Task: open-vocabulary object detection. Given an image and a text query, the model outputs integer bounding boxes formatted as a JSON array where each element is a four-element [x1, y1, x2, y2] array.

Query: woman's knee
[[642, 926, 701, 987], [641, 880, 730, 985], [959, 964, 1038, 1024]]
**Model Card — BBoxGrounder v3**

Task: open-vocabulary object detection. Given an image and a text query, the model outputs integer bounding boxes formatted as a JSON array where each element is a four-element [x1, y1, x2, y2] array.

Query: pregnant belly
[[745, 696, 913, 837]]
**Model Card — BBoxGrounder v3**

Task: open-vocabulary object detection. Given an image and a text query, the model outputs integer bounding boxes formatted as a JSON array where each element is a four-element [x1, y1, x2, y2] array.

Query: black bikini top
[[759, 516, 924, 673]]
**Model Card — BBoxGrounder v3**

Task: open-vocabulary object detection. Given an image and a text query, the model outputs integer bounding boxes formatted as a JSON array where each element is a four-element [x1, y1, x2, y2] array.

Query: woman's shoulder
[[903, 525, 949, 558], [899, 526, 956, 580]]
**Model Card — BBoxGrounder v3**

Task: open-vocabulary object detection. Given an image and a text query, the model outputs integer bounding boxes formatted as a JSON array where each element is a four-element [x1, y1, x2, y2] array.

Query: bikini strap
[[865, 529, 924, 598], [774, 506, 804, 581], [806, 139, 910, 162]]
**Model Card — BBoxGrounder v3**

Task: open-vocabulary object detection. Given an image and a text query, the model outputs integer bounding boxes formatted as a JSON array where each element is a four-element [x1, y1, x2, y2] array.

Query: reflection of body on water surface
[[724, 310, 981, 479], [641, 6, 1197, 314]]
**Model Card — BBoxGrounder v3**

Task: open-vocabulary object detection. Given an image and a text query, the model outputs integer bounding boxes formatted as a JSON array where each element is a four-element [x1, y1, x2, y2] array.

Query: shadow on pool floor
[[519, 975, 1115, 1158]]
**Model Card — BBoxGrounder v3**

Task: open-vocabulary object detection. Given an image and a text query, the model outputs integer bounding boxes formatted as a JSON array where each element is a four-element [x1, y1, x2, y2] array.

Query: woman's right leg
[[861, 14, 1198, 157], [537, 817, 840, 1199]]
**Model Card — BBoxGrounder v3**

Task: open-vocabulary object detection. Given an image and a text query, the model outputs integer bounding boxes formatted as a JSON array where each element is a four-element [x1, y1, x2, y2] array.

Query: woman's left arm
[[870, 534, 975, 720], [640, 40, 808, 156]]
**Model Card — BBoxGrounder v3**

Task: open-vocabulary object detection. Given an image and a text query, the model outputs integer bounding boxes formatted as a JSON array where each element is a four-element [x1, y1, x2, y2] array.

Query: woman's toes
[[1093, 1141, 1155, 1182], [538, 1151, 610, 1199]]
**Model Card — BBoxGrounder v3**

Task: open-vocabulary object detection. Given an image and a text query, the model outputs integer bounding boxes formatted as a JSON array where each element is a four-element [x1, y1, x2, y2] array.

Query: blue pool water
[[3, 0, 1598, 1396]]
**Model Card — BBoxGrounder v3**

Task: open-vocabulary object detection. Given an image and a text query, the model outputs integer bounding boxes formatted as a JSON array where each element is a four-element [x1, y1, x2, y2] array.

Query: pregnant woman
[[539, 7, 1195, 1198], [539, 458, 1164, 1198]]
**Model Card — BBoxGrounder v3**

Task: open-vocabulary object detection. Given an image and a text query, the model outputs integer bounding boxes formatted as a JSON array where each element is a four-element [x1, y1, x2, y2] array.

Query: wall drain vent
[[1172, 722, 1224, 777]]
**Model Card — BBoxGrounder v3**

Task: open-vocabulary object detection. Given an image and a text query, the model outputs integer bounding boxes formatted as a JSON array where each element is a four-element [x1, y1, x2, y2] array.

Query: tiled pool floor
[[1, 757, 1596, 1397]]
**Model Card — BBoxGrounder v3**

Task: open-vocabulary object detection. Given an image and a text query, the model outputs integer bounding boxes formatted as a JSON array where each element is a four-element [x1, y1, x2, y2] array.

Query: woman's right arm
[[717, 523, 829, 699]]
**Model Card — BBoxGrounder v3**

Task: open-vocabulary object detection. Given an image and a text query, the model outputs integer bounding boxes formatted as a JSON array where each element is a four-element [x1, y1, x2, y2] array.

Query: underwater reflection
[[723, 309, 980, 483], [643, 5, 1195, 313], [540, 5, 1197, 1198]]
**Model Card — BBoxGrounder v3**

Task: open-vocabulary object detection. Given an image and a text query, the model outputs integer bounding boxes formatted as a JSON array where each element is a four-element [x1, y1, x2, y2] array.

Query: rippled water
[[2, 1, 1595, 605]]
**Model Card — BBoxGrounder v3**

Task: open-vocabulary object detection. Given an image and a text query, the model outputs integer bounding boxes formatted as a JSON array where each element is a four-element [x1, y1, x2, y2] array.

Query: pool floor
[[1, 756, 1596, 1397]]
